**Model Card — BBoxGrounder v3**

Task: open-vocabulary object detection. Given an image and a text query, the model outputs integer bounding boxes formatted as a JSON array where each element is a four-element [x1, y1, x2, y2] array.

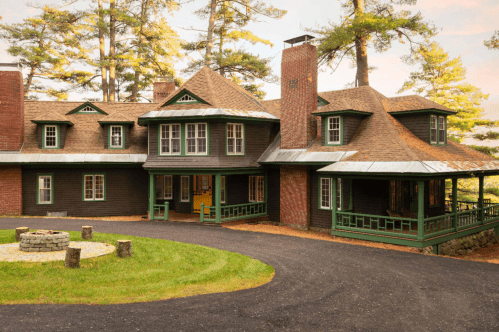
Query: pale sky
[[0, 0, 498, 120]]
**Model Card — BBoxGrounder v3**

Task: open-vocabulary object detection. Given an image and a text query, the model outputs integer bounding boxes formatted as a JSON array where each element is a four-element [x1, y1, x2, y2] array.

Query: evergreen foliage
[[484, 30, 499, 50], [473, 131, 499, 141], [398, 43, 489, 134]]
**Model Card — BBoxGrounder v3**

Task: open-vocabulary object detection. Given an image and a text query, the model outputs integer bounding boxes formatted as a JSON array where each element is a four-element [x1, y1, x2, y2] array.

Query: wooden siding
[[103, 125, 130, 149], [395, 114, 430, 143], [320, 115, 364, 146], [144, 121, 274, 168], [22, 167, 148, 217], [267, 168, 280, 222], [37, 124, 68, 149]]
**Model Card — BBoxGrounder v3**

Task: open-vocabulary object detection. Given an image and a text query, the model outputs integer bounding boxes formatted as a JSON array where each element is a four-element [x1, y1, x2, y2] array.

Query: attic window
[[79, 106, 98, 113], [177, 94, 197, 103]]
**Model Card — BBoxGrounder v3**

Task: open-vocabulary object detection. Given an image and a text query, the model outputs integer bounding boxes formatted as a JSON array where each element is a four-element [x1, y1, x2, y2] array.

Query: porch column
[[417, 180, 424, 241], [149, 173, 155, 220], [214, 173, 222, 223], [452, 178, 458, 232], [349, 179, 353, 211], [332, 178, 337, 230], [479, 175, 484, 224]]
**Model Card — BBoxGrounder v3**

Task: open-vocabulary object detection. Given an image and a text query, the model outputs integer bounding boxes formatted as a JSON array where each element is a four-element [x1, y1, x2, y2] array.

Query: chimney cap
[[283, 35, 315, 46], [156, 76, 174, 83], [0, 63, 21, 72]]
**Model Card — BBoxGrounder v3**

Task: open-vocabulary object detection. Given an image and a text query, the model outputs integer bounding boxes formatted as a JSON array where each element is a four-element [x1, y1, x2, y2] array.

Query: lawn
[[0, 229, 274, 304]]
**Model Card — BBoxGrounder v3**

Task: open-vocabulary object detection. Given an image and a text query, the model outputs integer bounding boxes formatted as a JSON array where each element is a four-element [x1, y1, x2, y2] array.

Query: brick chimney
[[153, 76, 176, 103], [280, 35, 317, 149], [0, 63, 24, 151]]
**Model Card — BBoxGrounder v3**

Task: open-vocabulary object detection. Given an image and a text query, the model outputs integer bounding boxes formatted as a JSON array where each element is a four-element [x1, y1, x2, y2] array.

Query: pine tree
[[485, 31, 499, 50], [307, 0, 436, 87], [183, 0, 286, 99], [398, 43, 489, 135]]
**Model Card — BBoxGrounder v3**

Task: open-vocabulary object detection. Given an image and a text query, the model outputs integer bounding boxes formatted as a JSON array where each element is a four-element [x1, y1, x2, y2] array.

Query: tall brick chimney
[[153, 76, 176, 103], [280, 35, 317, 149], [0, 63, 24, 151]]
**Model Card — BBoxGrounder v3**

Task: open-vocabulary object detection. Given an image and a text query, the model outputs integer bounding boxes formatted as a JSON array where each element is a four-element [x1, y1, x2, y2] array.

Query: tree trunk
[[117, 240, 132, 257], [81, 226, 93, 240], [205, 0, 217, 66], [131, 1, 147, 102], [98, 0, 109, 102], [24, 66, 36, 99], [15, 227, 29, 241], [109, 0, 116, 102], [353, 0, 369, 86], [65, 247, 81, 268]]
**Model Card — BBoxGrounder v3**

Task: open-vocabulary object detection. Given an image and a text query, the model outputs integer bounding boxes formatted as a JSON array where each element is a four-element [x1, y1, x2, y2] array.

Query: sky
[[0, 0, 498, 120]]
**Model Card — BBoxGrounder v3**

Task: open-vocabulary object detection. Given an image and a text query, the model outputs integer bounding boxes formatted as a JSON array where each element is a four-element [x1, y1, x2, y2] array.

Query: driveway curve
[[1, 218, 498, 332]]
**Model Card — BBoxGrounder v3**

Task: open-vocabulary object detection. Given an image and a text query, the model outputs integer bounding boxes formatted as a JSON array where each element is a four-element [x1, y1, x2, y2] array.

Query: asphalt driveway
[[1, 218, 498, 332]]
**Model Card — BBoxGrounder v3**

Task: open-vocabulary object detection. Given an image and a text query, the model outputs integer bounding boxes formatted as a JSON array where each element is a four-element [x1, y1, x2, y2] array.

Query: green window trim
[[157, 122, 210, 156], [325, 116, 343, 146], [108, 125, 125, 150], [155, 175, 173, 200], [430, 115, 447, 145], [185, 123, 209, 156], [163, 90, 208, 106], [36, 173, 54, 205], [318, 176, 342, 210], [42, 124, 60, 149], [226, 123, 245, 156], [82, 173, 106, 202], [66, 102, 107, 115], [249, 175, 264, 202], [158, 123, 182, 156]]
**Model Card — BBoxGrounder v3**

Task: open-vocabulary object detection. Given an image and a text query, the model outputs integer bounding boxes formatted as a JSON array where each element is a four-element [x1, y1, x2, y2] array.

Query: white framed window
[[221, 176, 226, 204], [186, 123, 207, 155], [79, 106, 98, 113], [227, 123, 244, 155], [83, 174, 105, 201], [320, 178, 331, 209], [38, 175, 53, 204], [110, 125, 123, 148], [160, 124, 181, 155], [44, 125, 58, 148], [176, 94, 197, 103], [438, 116, 446, 144], [155, 175, 173, 200], [180, 176, 190, 202], [328, 116, 341, 145], [430, 115, 438, 144], [249, 176, 264, 202], [319, 177, 341, 210]]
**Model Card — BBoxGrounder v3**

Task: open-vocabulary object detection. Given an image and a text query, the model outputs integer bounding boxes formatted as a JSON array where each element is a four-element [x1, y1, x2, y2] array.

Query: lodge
[[1, 35, 498, 253]]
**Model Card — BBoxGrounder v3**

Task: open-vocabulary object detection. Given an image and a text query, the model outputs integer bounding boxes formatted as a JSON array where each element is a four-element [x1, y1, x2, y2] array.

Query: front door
[[193, 175, 212, 214]]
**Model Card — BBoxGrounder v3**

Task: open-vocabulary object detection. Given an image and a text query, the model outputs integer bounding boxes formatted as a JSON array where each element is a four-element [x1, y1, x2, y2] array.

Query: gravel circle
[[0, 241, 115, 262]]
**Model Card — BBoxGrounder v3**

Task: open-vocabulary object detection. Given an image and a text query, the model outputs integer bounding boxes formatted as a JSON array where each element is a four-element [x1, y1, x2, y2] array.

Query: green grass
[[0, 229, 274, 304]]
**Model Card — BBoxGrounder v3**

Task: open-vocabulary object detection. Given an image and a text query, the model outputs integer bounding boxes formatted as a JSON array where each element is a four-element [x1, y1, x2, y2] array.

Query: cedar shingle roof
[[157, 66, 270, 113], [97, 112, 134, 124], [31, 111, 73, 125], [387, 95, 455, 113], [22, 101, 156, 154]]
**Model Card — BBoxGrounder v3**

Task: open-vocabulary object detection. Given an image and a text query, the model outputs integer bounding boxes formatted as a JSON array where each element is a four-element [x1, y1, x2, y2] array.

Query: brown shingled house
[[1, 35, 498, 252]]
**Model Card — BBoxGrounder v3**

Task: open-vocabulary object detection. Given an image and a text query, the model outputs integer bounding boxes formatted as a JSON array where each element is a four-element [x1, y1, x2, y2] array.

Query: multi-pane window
[[110, 125, 123, 148], [249, 176, 264, 202], [181, 176, 190, 202], [155, 175, 173, 200], [160, 124, 181, 155], [328, 116, 341, 144], [38, 175, 53, 204], [429, 179, 441, 206], [438, 116, 446, 144], [44, 125, 58, 148], [319, 178, 341, 210], [177, 94, 196, 103], [221, 176, 226, 204], [186, 123, 207, 155], [430, 115, 438, 144], [79, 106, 97, 113], [84, 174, 105, 201], [227, 123, 244, 155], [389, 180, 402, 212]]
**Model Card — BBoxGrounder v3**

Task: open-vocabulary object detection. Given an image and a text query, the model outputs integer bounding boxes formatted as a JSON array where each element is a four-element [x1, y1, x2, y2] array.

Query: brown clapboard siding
[[266, 167, 280, 222], [144, 121, 273, 168], [320, 115, 364, 146], [395, 114, 430, 144], [226, 174, 249, 205], [22, 167, 148, 217]]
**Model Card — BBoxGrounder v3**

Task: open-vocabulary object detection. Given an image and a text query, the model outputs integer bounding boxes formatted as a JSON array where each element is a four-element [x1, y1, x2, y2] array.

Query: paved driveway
[[1, 218, 498, 332]]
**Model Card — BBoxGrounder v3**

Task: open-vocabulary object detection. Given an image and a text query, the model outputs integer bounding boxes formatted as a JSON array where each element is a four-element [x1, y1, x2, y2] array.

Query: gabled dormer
[[66, 102, 108, 115], [31, 112, 73, 149], [98, 113, 135, 150], [161, 89, 208, 107], [387, 95, 455, 146]]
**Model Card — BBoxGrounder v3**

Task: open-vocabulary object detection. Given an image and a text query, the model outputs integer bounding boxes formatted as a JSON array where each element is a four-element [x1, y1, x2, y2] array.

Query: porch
[[326, 176, 499, 251], [148, 169, 268, 223]]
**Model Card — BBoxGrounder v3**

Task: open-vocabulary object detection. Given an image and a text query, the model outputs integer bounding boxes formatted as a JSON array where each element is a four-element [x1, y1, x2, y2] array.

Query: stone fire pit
[[19, 230, 70, 252]]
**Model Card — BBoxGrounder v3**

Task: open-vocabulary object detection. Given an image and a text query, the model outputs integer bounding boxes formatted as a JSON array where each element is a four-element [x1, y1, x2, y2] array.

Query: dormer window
[[430, 115, 446, 145], [109, 125, 123, 149], [80, 106, 98, 113], [177, 94, 196, 103], [43, 125, 59, 149], [438, 116, 446, 144], [327, 116, 342, 146]]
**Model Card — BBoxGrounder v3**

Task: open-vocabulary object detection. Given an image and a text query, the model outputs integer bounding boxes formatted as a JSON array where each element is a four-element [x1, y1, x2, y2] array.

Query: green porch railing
[[336, 212, 419, 239], [152, 202, 169, 221], [456, 208, 480, 230], [423, 214, 454, 239], [484, 204, 499, 223], [201, 202, 266, 223]]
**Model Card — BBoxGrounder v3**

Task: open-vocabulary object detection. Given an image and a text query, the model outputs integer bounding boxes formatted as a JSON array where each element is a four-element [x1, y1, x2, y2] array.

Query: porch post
[[332, 177, 337, 230], [479, 175, 484, 224], [417, 180, 424, 241], [452, 178, 458, 231], [149, 173, 155, 220], [214, 173, 222, 223], [349, 179, 353, 211]]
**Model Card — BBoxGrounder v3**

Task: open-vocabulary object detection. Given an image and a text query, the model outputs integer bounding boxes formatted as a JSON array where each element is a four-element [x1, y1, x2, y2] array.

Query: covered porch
[[325, 174, 499, 252], [148, 169, 268, 223]]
